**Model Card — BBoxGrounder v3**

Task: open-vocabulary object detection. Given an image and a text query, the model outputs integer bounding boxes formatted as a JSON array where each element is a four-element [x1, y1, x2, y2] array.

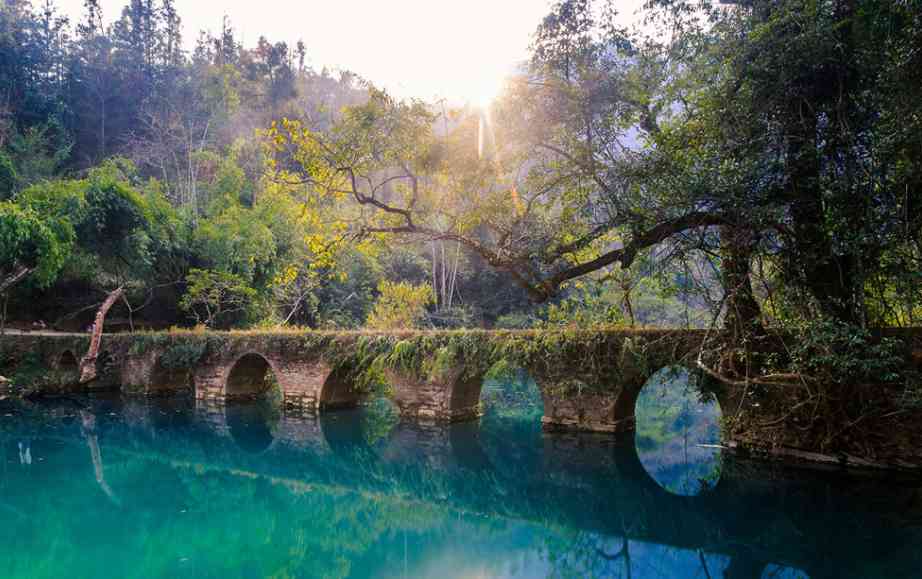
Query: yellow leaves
[[272, 264, 299, 288], [304, 233, 339, 271], [366, 281, 434, 330]]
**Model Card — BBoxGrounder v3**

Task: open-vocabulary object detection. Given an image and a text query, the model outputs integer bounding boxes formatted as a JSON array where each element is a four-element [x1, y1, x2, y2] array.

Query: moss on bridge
[[115, 327, 709, 396]]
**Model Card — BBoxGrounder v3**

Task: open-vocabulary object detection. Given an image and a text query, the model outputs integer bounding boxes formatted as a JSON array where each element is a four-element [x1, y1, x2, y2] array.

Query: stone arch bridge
[[16, 329, 730, 433], [4, 328, 922, 456]]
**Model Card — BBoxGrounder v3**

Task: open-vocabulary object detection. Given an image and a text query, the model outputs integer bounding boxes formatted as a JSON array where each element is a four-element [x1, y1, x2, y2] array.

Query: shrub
[[180, 269, 258, 328]]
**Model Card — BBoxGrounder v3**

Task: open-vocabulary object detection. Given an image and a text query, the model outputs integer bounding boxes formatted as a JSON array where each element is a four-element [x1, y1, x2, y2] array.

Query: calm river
[[1, 370, 920, 578]]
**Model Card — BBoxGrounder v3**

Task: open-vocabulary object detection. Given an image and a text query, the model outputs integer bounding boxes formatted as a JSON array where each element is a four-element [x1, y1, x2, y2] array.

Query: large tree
[[266, 0, 922, 331]]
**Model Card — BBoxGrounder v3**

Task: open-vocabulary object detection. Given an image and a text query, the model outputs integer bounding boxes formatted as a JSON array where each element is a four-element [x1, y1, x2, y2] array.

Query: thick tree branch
[[340, 167, 416, 228], [546, 211, 727, 292], [364, 211, 727, 303], [0, 264, 35, 295]]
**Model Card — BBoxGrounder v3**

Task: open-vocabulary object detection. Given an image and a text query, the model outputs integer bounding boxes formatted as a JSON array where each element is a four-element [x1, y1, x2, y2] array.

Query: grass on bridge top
[[125, 325, 709, 338]]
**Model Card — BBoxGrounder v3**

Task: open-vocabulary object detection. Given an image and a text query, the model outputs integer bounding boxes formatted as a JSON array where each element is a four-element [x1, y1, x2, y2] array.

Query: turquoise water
[[1, 379, 921, 578]]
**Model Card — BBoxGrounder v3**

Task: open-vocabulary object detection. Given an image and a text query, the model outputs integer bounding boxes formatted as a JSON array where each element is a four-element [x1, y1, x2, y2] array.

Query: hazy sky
[[49, 0, 646, 103]]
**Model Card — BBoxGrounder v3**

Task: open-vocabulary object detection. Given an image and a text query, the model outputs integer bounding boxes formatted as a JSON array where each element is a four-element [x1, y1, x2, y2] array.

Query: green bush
[[160, 341, 208, 370], [784, 319, 905, 386]]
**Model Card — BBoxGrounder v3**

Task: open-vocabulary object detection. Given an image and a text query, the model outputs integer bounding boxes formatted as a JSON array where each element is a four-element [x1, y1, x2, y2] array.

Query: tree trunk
[[79, 287, 124, 384], [783, 20, 862, 325], [1, 293, 8, 336], [721, 225, 762, 339]]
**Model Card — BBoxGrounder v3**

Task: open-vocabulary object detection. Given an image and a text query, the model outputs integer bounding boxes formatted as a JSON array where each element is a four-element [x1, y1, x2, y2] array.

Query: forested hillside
[[0, 0, 705, 331], [1, 0, 920, 343]]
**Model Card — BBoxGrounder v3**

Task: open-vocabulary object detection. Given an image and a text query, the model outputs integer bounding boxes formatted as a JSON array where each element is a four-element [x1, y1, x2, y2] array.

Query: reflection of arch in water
[[446, 421, 494, 472], [226, 401, 278, 454], [319, 396, 398, 458], [633, 365, 723, 497], [225, 353, 280, 401]]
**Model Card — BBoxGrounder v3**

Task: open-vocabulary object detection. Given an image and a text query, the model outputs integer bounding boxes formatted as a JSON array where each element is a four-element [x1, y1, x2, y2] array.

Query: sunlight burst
[[467, 74, 505, 110]]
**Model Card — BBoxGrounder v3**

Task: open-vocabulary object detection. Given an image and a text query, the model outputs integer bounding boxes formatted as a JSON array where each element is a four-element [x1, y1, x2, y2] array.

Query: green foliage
[[180, 269, 259, 328], [542, 283, 626, 328], [494, 312, 538, 330], [313, 247, 380, 329], [78, 160, 155, 273], [159, 341, 208, 370], [4, 123, 71, 189], [782, 319, 906, 386], [14, 159, 159, 288], [195, 203, 276, 282], [0, 151, 17, 200], [0, 201, 73, 287], [0, 0, 919, 347], [203, 144, 254, 209]]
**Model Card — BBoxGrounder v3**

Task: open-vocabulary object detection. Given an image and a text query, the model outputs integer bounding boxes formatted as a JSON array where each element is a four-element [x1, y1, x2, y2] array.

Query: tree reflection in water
[[79, 409, 121, 506], [635, 366, 722, 497], [0, 395, 917, 578]]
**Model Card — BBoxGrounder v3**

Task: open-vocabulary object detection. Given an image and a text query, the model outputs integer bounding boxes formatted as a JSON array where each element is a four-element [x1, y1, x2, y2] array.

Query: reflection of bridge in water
[[37, 398, 917, 579]]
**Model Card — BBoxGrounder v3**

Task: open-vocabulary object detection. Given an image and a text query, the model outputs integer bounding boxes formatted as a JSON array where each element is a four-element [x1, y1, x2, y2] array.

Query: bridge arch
[[224, 352, 281, 401], [57, 350, 79, 371], [384, 366, 487, 422], [475, 366, 546, 477], [609, 362, 719, 430], [148, 360, 193, 395], [633, 365, 724, 497], [318, 367, 365, 410], [53, 349, 80, 384], [195, 347, 332, 409]]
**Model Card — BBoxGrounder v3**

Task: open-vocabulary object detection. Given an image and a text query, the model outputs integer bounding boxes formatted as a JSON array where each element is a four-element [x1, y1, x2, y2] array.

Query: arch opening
[[319, 368, 365, 411], [320, 368, 397, 457], [634, 365, 722, 497], [477, 365, 545, 479], [225, 353, 279, 402], [55, 350, 80, 384], [58, 351, 78, 371], [480, 366, 544, 427]]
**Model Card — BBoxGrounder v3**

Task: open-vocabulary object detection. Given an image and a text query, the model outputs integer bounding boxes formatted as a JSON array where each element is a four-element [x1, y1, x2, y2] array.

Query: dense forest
[[1, 0, 920, 344]]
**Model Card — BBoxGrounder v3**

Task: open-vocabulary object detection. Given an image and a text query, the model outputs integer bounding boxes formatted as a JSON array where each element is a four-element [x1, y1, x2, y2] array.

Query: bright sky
[[50, 0, 647, 104]]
